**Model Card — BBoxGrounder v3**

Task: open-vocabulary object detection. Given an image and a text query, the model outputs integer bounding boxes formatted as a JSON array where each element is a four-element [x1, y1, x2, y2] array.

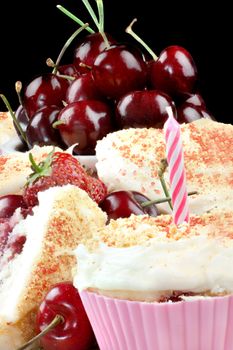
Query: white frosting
[[74, 234, 233, 295], [95, 129, 233, 215], [96, 133, 160, 196]]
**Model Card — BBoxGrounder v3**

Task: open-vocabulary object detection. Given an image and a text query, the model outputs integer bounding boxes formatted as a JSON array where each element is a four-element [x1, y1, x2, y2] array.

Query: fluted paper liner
[[80, 291, 233, 350]]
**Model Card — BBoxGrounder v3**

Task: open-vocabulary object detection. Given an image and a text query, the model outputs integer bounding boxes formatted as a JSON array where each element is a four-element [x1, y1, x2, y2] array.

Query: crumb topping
[[97, 119, 233, 202], [88, 209, 233, 249]]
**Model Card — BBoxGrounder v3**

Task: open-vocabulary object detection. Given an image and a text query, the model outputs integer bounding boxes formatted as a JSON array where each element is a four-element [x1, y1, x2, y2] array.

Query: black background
[[0, 0, 231, 123]]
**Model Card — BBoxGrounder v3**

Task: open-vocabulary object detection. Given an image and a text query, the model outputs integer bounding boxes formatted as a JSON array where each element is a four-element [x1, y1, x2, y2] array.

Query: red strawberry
[[23, 150, 107, 207], [86, 176, 107, 204]]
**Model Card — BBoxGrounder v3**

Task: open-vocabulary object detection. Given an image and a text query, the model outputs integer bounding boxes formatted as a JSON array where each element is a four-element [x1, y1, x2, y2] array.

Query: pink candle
[[164, 107, 189, 225]]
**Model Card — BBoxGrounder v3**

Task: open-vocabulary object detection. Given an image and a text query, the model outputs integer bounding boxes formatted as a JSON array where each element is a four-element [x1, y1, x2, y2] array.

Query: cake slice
[[96, 119, 233, 214], [0, 185, 107, 350]]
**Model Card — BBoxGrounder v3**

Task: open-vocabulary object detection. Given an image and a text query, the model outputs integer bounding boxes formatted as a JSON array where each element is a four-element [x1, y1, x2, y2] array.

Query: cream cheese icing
[[74, 212, 233, 299], [95, 119, 233, 215]]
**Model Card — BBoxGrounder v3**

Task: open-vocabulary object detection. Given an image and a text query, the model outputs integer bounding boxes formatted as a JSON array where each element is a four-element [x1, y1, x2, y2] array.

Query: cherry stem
[[15, 81, 30, 121], [158, 158, 173, 210], [52, 120, 66, 128], [15, 81, 23, 105], [56, 5, 94, 34], [46, 58, 56, 68], [96, 0, 109, 48], [79, 62, 92, 70], [82, 0, 99, 30], [56, 74, 75, 81], [96, 0, 104, 32], [53, 23, 89, 74], [125, 18, 158, 61], [16, 314, 64, 350], [141, 191, 198, 208], [0, 94, 30, 148]]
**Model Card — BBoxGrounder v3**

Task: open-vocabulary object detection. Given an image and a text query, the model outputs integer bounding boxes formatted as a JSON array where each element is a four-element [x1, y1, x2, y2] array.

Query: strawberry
[[86, 176, 107, 204], [23, 150, 107, 207]]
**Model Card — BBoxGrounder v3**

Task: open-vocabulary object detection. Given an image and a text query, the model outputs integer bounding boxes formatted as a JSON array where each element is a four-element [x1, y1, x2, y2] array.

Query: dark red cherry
[[26, 106, 63, 147], [66, 72, 103, 104], [183, 93, 206, 109], [15, 105, 29, 133], [57, 64, 79, 78], [92, 45, 147, 99], [13, 105, 29, 149], [131, 192, 159, 217], [57, 100, 113, 155], [36, 282, 95, 350], [116, 90, 176, 128], [73, 33, 116, 74], [0, 194, 26, 219], [149, 46, 198, 97], [23, 74, 69, 118], [99, 190, 158, 221], [177, 103, 214, 123]]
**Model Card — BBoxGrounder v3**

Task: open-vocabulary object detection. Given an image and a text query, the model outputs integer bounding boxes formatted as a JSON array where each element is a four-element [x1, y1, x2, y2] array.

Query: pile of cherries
[[6, 0, 213, 156]]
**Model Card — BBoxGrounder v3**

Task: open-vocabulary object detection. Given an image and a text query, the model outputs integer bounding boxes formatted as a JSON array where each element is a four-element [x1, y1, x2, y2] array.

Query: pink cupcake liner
[[80, 291, 233, 350]]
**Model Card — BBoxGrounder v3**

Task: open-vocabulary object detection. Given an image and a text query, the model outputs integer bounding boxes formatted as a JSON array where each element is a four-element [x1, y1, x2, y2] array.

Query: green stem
[[158, 158, 173, 210], [56, 5, 94, 34], [125, 18, 158, 61], [100, 31, 109, 49], [0, 94, 30, 148], [17, 315, 63, 350], [141, 191, 197, 208], [53, 23, 89, 74], [96, 0, 104, 32], [82, 0, 99, 30], [96, 0, 109, 48]]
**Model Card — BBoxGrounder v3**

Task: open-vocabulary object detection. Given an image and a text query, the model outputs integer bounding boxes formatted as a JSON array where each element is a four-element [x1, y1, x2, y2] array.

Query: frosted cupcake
[[74, 211, 233, 350]]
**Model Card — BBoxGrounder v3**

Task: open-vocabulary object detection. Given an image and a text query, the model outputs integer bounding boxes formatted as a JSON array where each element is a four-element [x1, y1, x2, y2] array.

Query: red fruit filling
[[0, 210, 26, 269], [159, 291, 194, 303]]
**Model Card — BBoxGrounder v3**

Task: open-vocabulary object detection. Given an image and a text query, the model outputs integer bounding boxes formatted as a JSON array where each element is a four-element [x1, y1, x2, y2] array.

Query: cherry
[[36, 282, 95, 350], [57, 64, 79, 78], [177, 103, 214, 123], [23, 73, 69, 118], [26, 106, 64, 147], [73, 32, 116, 74], [92, 44, 147, 99], [66, 72, 103, 104], [12, 105, 30, 150], [0, 194, 26, 219], [116, 90, 176, 128], [15, 105, 29, 133], [149, 46, 198, 97], [56, 100, 113, 155], [182, 93, 206, 109], [99, 190, 158, 221], [125, 21, 198, 98]]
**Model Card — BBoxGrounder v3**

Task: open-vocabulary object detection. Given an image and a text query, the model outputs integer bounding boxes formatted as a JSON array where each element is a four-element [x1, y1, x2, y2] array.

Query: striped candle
[[164, 107, 189, 225]]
